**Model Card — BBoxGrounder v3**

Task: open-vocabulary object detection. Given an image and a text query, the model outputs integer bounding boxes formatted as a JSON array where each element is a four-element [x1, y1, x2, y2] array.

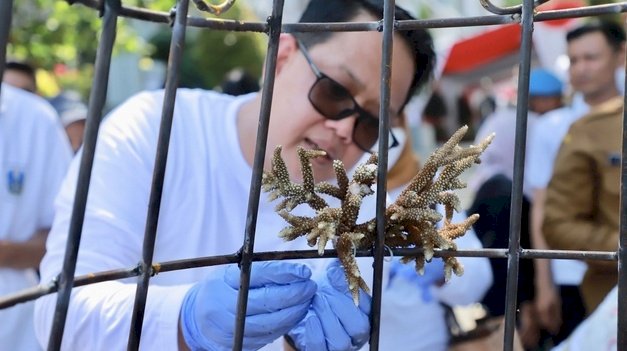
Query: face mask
[[386, 127, 407, 171]]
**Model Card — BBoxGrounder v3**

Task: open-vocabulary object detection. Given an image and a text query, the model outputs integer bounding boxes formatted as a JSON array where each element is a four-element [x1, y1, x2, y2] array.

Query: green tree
[[8, 0, 265, 97], [149, 3, 265, 90]]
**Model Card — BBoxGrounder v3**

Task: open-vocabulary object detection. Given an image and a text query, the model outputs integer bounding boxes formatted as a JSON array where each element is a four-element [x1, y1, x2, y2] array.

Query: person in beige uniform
[[543, 20, 625, 314]]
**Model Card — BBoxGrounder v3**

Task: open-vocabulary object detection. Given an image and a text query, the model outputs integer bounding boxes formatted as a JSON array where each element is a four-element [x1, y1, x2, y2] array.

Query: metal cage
[[0, 0, 626, 350]]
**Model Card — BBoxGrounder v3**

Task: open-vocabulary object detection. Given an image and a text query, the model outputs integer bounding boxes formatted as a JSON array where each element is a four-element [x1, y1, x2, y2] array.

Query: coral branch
[[262, 127, 494, 303]]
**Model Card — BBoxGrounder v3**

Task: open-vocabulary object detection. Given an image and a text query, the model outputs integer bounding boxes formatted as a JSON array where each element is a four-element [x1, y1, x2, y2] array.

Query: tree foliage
[[8, 0, 265, 97], [148, 3, 266, 90]]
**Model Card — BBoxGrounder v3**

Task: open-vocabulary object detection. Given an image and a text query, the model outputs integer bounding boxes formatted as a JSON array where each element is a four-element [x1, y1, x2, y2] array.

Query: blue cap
[[529, 68, 563, 96]]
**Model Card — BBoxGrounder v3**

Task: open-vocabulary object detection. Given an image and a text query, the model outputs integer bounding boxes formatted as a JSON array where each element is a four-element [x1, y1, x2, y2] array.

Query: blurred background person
[[2, 61, 37, 93], [543, 20, 625, 316], [552, 284, 617, 351], [49, 90, 88, 153], [366, 114, 493, 351], [466, 67, 565, 349], [0, 83, 72, 350]]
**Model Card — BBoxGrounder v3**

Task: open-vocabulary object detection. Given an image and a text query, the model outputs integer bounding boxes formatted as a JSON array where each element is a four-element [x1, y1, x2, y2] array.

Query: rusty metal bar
[[619, 49, 627, 351], [70, 0, 627, 32], [0, 248, 618, 310], [0, 246, 618, 312], [501, 0, 534, 349], [47, 0, 120, 349], [232, 0, 285, 349], [2, 1, 627, 350], [479, 0, 549, 15], [0, 0, 13, 97], [126, 0, 191, 349], [370, 0, 396, 349]]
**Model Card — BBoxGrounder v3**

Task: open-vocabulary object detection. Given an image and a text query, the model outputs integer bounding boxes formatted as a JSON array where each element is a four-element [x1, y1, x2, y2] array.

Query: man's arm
[[530, 189, 561, 333], [0, 228, 49, 269]]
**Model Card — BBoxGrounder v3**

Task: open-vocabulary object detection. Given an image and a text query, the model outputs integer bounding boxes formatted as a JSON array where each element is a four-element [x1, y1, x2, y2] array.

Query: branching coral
[[262, 126, 494, 304]]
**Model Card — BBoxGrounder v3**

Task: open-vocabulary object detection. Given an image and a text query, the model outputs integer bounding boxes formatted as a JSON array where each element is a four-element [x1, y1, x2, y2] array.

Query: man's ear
[[274, 34, 299, 76]]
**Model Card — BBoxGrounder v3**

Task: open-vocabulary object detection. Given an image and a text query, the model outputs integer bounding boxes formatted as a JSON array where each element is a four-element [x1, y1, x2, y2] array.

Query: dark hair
[[296, 0, 435, 109], [220, 68, 260, 96], [566, 20, 626, 52], [5, 61, 37, 92]]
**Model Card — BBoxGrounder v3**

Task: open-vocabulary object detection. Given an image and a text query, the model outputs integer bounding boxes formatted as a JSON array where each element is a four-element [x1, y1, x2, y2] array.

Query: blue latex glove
[[180, 261, 317, 351], [387, 258, 445, 303], [287, 260, 371, 351]]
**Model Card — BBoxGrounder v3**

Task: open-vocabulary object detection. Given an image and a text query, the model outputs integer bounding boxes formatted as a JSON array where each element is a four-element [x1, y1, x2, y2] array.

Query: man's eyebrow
[[339, 64, 366, 90]]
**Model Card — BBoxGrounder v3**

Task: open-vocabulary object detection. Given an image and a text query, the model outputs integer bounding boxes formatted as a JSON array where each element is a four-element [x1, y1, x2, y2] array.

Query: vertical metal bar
[[0, 0, 13, 97], [126, 0, 190, 349], [502, 0, 534, 350], [618, 50, 627, 351], [232, 0, 285, 349], [47, 0, 120, 349], [370, 0, 395, 350]]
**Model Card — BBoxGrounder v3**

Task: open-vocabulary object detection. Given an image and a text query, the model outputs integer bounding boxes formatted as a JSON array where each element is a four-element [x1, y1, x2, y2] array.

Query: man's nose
[[325, 116, 356, 144]]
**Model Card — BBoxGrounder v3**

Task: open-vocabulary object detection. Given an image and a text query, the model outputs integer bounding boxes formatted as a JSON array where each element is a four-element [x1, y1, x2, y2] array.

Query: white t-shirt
[[35, 89, 491, 351], [0, 84, 72, 351], [525, 100, 589, 286], [552, 285, 618, 351]]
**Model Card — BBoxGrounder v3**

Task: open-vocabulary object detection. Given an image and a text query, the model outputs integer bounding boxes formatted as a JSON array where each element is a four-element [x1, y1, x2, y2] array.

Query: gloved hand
[[180, 261, 317, 351], [287, 260, 371, 351], [387, 258, 445, 303]]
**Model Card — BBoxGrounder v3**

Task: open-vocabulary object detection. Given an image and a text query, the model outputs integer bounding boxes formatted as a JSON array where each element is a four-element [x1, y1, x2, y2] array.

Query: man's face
[[267, 14, 416, 182], [2, 69, 36, 93], [568, 31, 623, 103], [528, 95, 562, 115]]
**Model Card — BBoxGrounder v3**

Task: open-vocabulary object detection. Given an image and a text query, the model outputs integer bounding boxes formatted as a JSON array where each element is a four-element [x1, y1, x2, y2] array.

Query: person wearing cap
[[466, 67, 566, 349], [523, 67, 590, 349], [528, 67, 564, 114], [468, 67, 564, 198], [49, 91, 88, 153]]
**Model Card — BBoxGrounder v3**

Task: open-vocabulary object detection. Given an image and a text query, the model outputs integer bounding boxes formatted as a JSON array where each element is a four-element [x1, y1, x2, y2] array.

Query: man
[[525, 39, 601, 346], [469, 67, 564, 198], [0, 83, 72, 350], [2, 61, 37, 93], [543, 21, 625, 314], [34, 1, 490, 350]]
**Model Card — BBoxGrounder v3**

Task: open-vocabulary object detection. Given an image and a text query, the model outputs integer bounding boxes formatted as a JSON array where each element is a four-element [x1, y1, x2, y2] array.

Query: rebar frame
[[1, 0, 626, 350]]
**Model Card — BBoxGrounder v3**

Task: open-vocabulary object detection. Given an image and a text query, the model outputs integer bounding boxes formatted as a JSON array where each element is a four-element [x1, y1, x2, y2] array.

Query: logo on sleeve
[[608, 153, 621, 167], [7, 169, 24, 195]]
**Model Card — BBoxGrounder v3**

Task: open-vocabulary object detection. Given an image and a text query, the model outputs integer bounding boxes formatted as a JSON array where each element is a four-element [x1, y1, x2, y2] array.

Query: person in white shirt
[[32, 1, 489, 350], [0, 83, 73, 351], [353, 120, 492, 351], [467, 68, 566, 349], [551, 285, 618, 351]]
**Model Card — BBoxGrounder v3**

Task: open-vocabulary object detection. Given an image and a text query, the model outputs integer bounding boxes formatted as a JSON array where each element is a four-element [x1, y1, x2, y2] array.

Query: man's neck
[[584, 87, 621, 107], [236, 94, 262, 167]]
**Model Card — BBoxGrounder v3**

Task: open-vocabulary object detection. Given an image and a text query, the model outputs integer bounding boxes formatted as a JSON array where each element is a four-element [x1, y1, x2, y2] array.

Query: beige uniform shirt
[[543, 96, 622, 313]]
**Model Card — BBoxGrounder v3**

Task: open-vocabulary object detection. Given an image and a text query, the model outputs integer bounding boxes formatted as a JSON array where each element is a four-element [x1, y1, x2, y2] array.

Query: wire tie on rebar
[[384, 245, 394, 262], [151, 263, 162, 276], [168, 6, 177, 27], [191, 0, 236, 16]]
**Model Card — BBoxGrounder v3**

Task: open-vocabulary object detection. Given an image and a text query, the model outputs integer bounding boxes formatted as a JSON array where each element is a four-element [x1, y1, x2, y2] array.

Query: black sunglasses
[[296, 39, 399, 153]]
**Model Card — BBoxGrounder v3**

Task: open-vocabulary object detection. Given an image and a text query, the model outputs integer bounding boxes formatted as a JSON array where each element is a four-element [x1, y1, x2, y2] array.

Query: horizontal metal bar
[[0, 247, 616, 310], [70, 0, 627, 33]]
